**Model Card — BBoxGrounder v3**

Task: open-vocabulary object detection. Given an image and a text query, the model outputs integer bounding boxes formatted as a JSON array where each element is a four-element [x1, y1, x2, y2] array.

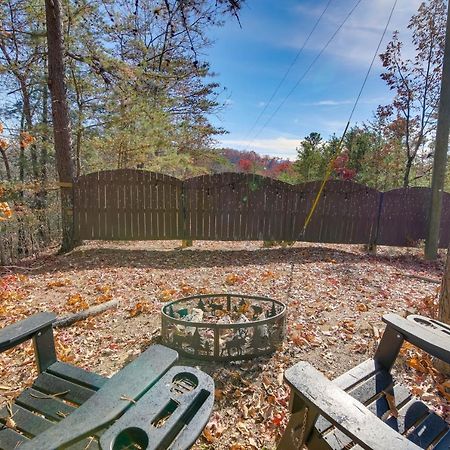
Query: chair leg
[[33, 325, 57, 373], [277, 393, 318, 450], [374, 325, 404, 372]]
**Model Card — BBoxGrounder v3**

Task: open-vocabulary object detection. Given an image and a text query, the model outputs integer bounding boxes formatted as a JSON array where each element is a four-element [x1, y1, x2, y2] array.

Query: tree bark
[[38, 78, 50, 241], [439, 249, 450, 325], [0, 147, 11, 181], [20, 78, 39, 180], [54, 299, 119, 328], [41, 71, 49, 185], [426, 1, 450, 260], [435, 246, 450, 375], [403, 156, 414, 188], [45, 0, 75, 252]]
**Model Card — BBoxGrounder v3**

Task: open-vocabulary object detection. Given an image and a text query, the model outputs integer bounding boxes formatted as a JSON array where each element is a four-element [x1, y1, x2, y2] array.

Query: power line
[[346, 0, 398, 127], [245, 0, 334, 139], [301, 0, 399, 236], [251, 0, 364, 141]]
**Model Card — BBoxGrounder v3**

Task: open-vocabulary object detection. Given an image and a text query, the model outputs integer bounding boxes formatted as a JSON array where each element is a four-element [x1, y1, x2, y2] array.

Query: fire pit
[[161, 293, 286, 361]]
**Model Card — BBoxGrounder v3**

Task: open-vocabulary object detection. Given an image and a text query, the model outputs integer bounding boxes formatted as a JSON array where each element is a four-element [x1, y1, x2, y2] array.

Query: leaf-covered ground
[[0, 240, 449, 449]]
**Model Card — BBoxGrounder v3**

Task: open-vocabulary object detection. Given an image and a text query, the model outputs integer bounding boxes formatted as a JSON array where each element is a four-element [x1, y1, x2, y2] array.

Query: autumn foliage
[[0, 185, 12, 222]]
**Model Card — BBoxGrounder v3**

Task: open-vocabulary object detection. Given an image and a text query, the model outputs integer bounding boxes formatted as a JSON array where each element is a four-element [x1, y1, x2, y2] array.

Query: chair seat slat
[[33, 372, 97, 405], [0, 427, 28, 450], [47, 361, 107, 391], [407, 413, 449, 449], [433, 430, 450, 450], [0, 404, 53, 437], [15, 387, 76, 420]]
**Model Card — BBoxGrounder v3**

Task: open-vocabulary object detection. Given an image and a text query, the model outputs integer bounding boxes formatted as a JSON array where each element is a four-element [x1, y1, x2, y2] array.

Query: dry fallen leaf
[[66, 293, 89, 312], [384, 391, 399, 418], [129, 301, 151, 317], [159, 289, 177, 302], [225, 273, 242, 285]]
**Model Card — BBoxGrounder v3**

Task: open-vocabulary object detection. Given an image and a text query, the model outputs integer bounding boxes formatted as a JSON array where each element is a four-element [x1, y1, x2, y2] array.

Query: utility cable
[[301, 0, 399, 236], [245, 0, 334, 139], [252, 0, 364, 141]]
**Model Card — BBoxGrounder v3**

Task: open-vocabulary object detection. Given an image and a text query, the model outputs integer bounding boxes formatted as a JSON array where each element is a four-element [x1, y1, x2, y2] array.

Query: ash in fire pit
[[161, 294, 286, 361]]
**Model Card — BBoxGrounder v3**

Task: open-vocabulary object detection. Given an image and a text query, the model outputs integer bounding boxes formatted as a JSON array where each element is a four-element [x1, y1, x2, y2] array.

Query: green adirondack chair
[[278, 314, 450, 450], [0, 312, 214, 449]]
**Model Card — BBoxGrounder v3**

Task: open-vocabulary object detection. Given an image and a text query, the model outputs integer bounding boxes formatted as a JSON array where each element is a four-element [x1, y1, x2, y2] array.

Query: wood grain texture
[[73, 170, 450, 247]]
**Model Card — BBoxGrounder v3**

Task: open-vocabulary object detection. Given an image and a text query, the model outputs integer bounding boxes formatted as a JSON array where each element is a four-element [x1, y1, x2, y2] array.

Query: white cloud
[[313, 99, 353, 106], [286, 0, 422, 67], [299, 96, 389, 107], [220, 137, 299, 159]]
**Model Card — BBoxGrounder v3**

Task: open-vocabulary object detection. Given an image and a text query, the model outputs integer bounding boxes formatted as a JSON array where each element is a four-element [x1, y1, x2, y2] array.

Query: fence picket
[[70, 169, 450, 248]]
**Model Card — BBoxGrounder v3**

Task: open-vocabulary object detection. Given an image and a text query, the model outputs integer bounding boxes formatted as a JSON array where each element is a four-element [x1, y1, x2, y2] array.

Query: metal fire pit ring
[[161, 293, 286, 361]]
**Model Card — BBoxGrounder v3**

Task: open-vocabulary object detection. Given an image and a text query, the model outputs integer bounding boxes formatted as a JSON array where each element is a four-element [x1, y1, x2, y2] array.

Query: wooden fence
[[73, 169, 450, 248]]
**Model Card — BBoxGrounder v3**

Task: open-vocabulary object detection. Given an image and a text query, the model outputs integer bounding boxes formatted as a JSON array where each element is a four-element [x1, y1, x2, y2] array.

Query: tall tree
[[294, 132, 324, 182], [45, 0, 74, 252], [0, 0, 46, 181], [426, 0, 450, 260], [434, 247, 450, 374], [379, 0, 447, 187]]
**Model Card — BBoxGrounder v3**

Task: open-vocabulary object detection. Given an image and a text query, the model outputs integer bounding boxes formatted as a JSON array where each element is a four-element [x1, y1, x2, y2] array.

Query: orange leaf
[[437, 382, 450, 401], [66, 293, 89, 312], [159, 289, 176, 302], [19, 132, 36, 149], [0, 202, 13, 221], [129, 301, 151, 317], [202, 427, 215, 443], [47, 278, 72, 288], [225, 274, 242, 285], [407, 357, 427, 373], [230, 444, 246, 450], [95, 293, 113, 304]]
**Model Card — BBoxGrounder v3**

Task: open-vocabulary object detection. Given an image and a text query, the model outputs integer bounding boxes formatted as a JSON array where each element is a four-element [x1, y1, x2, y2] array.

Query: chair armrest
[[0, 312, 56, 352], [284, 361, 422, 450], [99, 365, 215, 450], [383, 314, 450, 364], [22, 345, 179, 449]]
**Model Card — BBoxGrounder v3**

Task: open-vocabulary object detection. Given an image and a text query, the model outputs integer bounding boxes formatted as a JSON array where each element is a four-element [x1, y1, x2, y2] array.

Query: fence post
[[369, 192, 384, 255], [181, 182, 188, 242]]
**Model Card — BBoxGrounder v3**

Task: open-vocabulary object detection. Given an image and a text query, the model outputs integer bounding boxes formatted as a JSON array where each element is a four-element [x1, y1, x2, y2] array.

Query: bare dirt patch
[[0, 241, 448, 449]]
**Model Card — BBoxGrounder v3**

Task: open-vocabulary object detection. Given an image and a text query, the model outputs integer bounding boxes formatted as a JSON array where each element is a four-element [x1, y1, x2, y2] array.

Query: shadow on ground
[[7, 243, 443, 278]]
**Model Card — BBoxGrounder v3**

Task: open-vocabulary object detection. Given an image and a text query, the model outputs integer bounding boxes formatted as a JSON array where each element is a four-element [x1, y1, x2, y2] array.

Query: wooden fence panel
[[73, 170, 450, 248], [440, 192, 450, 248], [293, 181, 381, 244], [74, 169, 182, 241], [377, 188, 430, 247]]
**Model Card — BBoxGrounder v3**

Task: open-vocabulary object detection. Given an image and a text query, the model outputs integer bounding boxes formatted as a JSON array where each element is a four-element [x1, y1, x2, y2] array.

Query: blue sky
[[205, 0, 423, 159]]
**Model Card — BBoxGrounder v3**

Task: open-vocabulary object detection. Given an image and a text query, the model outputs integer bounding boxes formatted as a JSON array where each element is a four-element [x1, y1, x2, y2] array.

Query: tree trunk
[[403, 156, 414, 188], [439, 249, 450, 325], [19, 113, 25, 185], [54, 299, 119, 328], [0, 147, 11, 181], [45, 0, 75, 252], [426, 1, 450, 260], [435, 246, 450, 375], [41, 71, 49, 186], [75, 118, 82, 178], [20, 79, 39, 180], [38, 78, 50, 241]]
